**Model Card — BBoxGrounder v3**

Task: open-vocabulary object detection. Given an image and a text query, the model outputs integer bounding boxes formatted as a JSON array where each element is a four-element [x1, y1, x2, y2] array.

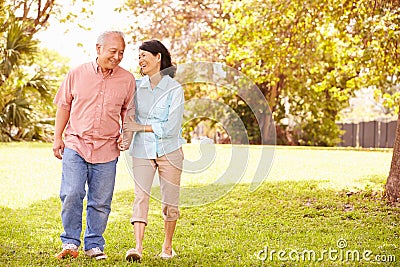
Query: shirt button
[[96, 118, 100, 120]]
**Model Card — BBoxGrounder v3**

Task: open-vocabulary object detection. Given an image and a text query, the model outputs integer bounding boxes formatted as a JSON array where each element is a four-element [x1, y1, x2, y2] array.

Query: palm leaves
[[0, 18, 52, 141], [1, 21, 38, 80]]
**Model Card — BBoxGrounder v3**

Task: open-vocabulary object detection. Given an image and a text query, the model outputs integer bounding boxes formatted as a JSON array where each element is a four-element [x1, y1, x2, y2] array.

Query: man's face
[[96, 34, 125, 70]]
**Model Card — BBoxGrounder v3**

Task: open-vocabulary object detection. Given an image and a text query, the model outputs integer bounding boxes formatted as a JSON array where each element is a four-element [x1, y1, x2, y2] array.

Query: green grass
[[0, 143, 399, 266]]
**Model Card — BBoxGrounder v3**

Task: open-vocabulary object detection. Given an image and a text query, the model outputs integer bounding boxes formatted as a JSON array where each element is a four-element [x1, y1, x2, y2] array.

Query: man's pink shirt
[[54, 61, 136, 163]]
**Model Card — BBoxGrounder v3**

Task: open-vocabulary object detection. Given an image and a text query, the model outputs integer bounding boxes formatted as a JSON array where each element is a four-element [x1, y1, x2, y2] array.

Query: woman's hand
[[124, 122, 146, 132]]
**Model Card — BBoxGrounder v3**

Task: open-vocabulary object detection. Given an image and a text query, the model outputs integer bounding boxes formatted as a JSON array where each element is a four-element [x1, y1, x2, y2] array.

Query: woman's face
[[138, 49, 161, 76]]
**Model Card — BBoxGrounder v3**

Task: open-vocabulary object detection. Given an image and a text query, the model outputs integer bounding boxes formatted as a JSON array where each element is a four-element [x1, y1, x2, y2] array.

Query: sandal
[[159, 248, 177, 259], [125, 248, 142, 262]]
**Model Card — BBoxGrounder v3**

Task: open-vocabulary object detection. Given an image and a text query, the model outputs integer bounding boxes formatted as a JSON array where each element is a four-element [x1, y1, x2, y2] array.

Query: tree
[[0, 19, 52, 141], [379, 2, 400, 204], [213, 0, 390, 145], [386, 113, 400, 204], [121, 0, 224, 63], [0, 0, 75, 141], [350, 0, 400, 204], [3, 0, 56, 34]]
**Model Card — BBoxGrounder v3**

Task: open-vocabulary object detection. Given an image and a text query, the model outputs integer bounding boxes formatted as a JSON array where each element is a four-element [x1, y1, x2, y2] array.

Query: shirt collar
[[139, 75, 169, 91], [93, 59, 116, 76]]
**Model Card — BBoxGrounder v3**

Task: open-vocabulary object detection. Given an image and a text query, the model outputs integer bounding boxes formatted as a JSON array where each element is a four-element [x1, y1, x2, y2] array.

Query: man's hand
[[117, 131, 134, 151], [117, 135, 125, 151], [53, 138, 65, 160], [53, 108, 70, 160]]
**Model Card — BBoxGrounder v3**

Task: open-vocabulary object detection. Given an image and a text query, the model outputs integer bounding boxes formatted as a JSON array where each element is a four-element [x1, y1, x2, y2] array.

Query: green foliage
[[0, 2, 70, 142], [181, 83, 261, 144], [214, 0, 367, 145], [217, 0, 399, 146], [297, 118, 343, 146]]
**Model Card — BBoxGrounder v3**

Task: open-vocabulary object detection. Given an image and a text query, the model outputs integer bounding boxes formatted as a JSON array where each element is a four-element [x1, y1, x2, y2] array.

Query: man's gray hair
[[97, 31, 125, 45]]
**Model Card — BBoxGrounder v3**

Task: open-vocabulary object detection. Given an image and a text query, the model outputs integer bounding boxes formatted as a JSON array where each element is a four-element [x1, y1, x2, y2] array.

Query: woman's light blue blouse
[[129, 75, 186, 159]]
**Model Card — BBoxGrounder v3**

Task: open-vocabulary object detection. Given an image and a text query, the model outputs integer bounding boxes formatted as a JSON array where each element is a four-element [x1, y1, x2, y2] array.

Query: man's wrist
[[54, 134, 63, 141]]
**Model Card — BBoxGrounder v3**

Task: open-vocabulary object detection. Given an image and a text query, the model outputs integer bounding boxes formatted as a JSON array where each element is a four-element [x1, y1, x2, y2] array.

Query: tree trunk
[[261, 112, 274, 145], [385, 113, 400, 204]]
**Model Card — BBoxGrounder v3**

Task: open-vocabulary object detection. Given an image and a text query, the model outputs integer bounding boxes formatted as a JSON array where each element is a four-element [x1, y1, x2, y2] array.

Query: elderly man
[[52, 31, 135, 260]]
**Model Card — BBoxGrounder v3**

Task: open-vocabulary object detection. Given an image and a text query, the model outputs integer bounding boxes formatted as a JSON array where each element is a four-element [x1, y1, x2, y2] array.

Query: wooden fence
[[337, 120, 397, 148]]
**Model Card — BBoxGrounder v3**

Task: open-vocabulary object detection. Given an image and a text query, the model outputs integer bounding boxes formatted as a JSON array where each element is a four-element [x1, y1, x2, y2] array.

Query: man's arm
[[119, 78, 136, 151], [52, 108, 70, 159]]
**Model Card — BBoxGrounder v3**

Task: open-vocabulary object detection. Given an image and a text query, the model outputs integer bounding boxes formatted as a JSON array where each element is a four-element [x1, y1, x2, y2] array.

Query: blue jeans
[[59, 148, 117, 251]]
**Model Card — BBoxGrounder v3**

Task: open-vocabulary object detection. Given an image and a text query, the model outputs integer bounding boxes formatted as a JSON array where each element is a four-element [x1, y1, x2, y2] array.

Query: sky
[[37, 0, 137, 71]]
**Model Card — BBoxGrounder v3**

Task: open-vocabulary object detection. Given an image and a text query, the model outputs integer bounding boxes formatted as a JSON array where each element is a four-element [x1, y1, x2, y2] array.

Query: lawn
[[0, 143, 399, 266]]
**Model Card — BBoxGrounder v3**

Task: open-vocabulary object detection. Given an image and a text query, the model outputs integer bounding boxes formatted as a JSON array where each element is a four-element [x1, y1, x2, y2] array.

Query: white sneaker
[[84, 247, 107, 260]]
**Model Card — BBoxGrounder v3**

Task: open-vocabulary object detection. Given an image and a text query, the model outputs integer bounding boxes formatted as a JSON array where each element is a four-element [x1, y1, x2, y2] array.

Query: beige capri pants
[[130, 148, 184, 225]]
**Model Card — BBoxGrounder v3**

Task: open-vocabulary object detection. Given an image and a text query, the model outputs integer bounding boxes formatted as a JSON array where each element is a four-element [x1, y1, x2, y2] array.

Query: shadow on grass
[[1, 180, 399, 267]]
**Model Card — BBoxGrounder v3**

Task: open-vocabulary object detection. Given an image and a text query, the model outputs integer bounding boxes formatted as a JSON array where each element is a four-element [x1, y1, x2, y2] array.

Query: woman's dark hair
[[139, 40, 176, 78]]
